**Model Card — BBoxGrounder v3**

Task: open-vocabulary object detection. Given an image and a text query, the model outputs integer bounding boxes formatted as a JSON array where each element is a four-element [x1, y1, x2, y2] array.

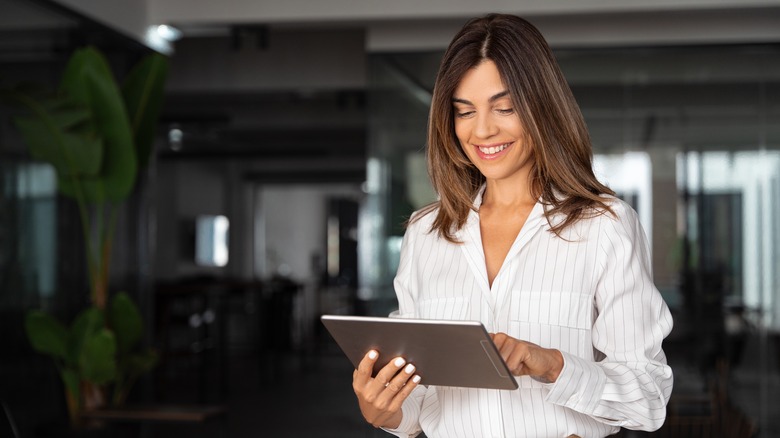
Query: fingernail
[[412, 375, 421, 383], [393, 357, 405, 367], [368, 350, 378, 360], [404, 364, 415, 374]]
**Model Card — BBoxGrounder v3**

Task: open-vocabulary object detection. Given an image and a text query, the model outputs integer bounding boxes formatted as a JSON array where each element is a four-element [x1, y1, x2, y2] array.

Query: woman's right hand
[[352, 350, 421, 429]]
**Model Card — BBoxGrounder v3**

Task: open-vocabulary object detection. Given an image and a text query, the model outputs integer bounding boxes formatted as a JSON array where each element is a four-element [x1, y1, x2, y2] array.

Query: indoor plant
[[2, 46, 168, 426]]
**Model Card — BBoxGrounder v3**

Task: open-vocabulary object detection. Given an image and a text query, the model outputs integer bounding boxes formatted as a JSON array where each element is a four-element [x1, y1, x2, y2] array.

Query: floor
[[26, 328, 777, 438], [224, 351, 380, 437], [147, 341, 388, 438], [140, 347, 779, 438], [149, 334, 780, 438]]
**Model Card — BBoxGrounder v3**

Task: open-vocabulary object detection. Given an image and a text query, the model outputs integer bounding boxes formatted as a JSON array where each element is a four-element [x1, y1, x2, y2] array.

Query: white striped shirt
[[385, 190, 674, 438]]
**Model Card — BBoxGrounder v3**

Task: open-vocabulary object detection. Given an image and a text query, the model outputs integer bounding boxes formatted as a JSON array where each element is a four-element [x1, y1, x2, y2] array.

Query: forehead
[[453, 60, 508, 99]]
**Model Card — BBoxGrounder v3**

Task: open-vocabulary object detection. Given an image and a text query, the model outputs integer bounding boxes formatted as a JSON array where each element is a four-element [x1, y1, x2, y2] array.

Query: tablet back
[[321, 315, 518, 390]]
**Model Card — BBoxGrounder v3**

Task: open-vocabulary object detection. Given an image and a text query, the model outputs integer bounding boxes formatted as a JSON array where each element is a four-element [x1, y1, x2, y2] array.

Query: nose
[[473, 112, 498, 139]]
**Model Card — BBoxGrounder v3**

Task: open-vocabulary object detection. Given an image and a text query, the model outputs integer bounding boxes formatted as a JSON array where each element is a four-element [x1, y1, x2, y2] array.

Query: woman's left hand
[[490, 332, 564, 383]]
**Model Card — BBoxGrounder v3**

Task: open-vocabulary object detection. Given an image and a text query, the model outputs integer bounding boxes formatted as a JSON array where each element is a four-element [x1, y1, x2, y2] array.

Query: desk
[[82, 404, 227, 438]]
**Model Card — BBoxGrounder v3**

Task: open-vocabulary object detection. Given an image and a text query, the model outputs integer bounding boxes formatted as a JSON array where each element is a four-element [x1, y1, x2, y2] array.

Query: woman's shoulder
[[599, 194, 634, 215], [588, 195, 645, 239], [577, 194, 640, 228], [407, 203, 440, 232]]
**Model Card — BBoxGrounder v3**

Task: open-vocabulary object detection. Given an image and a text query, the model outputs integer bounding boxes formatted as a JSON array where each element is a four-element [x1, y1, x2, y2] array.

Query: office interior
[[1, 0, 779, 436]]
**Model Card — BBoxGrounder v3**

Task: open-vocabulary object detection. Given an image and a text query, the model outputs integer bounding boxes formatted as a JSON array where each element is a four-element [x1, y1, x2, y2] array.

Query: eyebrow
[[452, 90, 510, 105]]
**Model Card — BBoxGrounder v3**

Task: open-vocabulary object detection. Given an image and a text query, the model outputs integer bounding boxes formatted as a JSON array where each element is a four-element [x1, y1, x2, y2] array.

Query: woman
[[352, 14, 673, 438]]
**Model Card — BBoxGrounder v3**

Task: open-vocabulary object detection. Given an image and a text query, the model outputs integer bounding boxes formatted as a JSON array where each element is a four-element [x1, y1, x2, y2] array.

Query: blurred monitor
[[195, 215, 229, 267]]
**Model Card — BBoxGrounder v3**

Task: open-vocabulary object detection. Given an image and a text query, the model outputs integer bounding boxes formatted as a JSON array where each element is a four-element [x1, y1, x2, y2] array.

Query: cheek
[[507, 118, 525, 138], [453, 121, 470, 146], [456, 134, 472, 159]]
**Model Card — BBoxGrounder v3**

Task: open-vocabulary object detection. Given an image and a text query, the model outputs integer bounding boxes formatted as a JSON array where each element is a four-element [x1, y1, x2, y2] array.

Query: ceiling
[[2, 0, 780, 171]]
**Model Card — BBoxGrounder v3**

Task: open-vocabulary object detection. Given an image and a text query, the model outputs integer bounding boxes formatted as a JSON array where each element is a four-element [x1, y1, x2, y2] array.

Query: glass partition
[[365, 44, 780, 436], [0, 0, 159, 433], [360, 54, 436, 315]]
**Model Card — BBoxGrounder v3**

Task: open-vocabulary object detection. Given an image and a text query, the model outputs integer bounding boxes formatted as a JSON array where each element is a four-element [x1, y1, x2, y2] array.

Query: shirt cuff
[[380, 398, 421, 437], [545, 350, 607, 414]]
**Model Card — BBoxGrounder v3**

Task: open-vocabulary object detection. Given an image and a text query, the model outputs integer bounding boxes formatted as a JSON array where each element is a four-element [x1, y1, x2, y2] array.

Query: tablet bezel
[[321, 315, 518, 390]]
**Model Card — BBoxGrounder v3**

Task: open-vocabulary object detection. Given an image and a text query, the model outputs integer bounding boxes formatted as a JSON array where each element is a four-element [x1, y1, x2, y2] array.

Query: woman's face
[[452, 60, 532, 185]]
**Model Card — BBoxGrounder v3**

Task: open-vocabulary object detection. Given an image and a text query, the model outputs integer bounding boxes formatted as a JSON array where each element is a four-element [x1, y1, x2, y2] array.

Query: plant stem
[[95, 204, 119, 310], [64, 383, 80, 426], [79, 199, 97, 302]]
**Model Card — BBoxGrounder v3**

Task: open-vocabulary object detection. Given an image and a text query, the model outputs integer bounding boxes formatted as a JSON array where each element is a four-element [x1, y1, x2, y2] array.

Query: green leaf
[[14, 117, 102, 177], [34, 94, 93, 129], [109, 292, 143, 355], [79, 329, 116, 384], [6, 85, 104, 204], [122, 52, 168, 169], [66, 132, 103, 176], [3, 90, 89, 129], [61, 46, 137, 202], [24, 311, 68, 360], [48, 104, 92, 130], [67, 307, 104, 366]]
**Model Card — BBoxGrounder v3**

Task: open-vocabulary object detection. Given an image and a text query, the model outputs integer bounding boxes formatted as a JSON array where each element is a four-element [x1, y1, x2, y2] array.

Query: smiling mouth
[[478, 142, 511, 155]]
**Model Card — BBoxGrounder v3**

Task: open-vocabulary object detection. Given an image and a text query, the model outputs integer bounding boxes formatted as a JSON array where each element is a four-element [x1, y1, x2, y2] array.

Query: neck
[[482, 177, 535, 209]]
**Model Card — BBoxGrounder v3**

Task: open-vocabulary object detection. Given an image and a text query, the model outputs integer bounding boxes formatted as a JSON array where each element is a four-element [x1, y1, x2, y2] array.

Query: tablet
[[321, 315, 518, 390]]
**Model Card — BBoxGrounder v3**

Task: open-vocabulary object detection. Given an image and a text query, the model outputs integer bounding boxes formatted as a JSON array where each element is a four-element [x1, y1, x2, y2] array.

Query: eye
[[496, 108, 515, 115], [455, 110, 475, 119]]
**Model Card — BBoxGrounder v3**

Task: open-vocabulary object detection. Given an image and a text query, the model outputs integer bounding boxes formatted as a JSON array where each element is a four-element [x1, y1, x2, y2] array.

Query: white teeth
[[479, 143, 509, 155]]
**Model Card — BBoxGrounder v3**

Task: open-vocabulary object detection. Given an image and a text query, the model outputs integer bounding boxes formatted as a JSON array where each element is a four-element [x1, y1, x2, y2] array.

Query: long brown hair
[[417, 13, 614, 242]]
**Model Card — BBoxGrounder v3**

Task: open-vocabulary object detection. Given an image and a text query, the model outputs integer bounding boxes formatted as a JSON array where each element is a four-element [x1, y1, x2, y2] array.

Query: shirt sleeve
[[380, 385, 426, 437], [381, 220, 426, 437], [393, 218, 419, 319], [544, 203, 674, 431]]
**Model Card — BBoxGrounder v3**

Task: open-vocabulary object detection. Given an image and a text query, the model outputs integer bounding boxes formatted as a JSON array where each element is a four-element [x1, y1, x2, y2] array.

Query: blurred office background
[[1, 0, 780, 437]]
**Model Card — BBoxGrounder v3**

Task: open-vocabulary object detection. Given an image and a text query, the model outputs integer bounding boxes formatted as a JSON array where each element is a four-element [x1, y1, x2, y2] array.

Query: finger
[[388, 371, 422, 412], [494, 335, 514, 361], [367, 356, 406, 393], [505, 349, 527, 375], [506, 343, 534, 375], [492, 332, 508, 349], [354, 350, 379, 387], [385, 363, 416, 394], [501, 348, 520, 375], [375, 363, 417, 409], [493, 336, 522, 371]]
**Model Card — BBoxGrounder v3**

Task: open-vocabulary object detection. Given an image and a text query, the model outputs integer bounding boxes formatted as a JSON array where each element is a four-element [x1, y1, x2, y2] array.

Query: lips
[[474, 142, 512, 160]]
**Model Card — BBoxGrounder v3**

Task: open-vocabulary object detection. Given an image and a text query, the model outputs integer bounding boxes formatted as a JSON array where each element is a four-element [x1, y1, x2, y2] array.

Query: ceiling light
[[156, 24, 182, 41], [144, 24, 182, 54]]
